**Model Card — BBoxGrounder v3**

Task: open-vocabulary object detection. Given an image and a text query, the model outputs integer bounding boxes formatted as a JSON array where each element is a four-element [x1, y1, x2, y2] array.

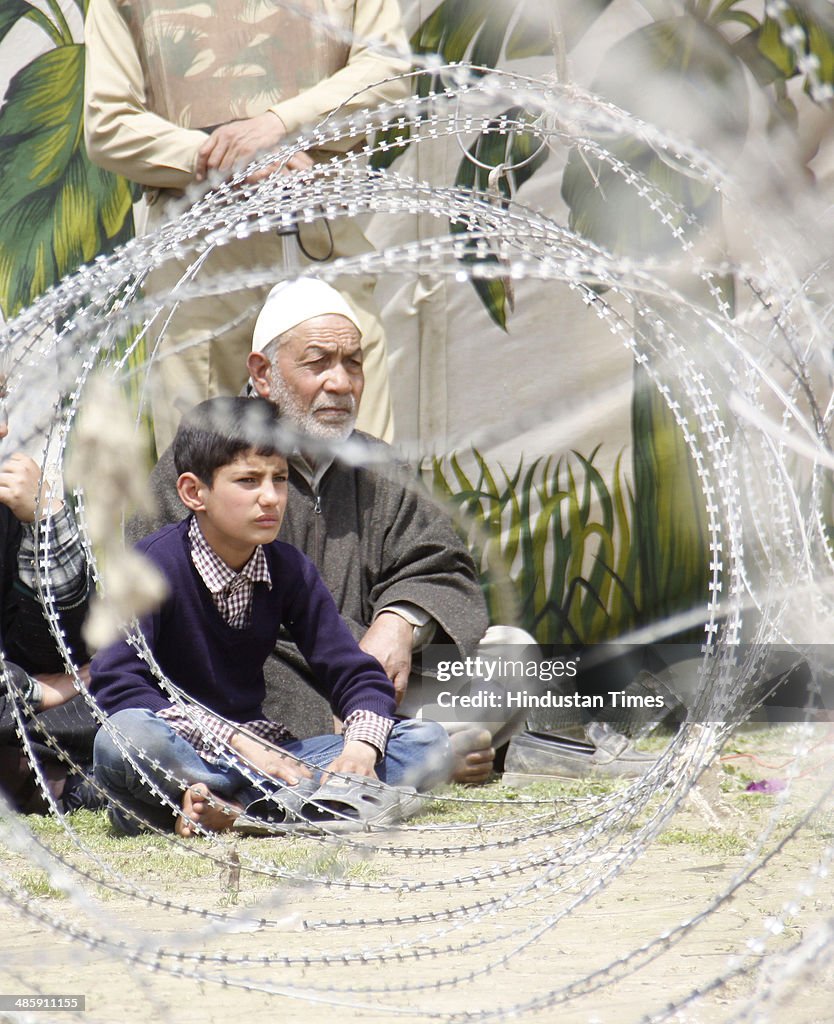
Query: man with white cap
[[248, 278, 366, 443], [136, 277, 526, 783]]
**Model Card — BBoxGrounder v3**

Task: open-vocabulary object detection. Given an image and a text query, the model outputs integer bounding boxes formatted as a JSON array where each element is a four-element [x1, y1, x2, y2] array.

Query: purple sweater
[[90, 519, 396, 724]]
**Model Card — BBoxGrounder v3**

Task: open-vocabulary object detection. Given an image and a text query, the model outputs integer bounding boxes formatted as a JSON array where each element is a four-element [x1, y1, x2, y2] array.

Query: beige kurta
[[84, 0, 411, 449]]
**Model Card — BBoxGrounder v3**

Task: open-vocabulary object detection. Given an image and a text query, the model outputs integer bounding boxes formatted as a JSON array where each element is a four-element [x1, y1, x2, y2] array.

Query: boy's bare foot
[[175, 783, 241, 837], [450, 728, 495, 785]]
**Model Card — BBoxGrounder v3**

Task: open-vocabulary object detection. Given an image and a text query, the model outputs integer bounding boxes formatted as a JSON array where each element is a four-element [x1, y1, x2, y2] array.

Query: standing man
[[84, 0, 411, 450]]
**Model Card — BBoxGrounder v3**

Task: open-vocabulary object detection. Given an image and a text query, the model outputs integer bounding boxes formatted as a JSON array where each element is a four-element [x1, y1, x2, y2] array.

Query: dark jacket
[[92, 519, 396, 723], [0, 505, 94, 812]]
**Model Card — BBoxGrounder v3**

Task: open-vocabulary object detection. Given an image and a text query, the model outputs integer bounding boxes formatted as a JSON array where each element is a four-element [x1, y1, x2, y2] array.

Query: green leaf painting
[[561, 15, 747, 261], [427, 448, 640, 645], [0, 29, 134, 319], [631, 361, 710, 631], [1, 1, 38, 45], [559, 17, 736, 639], [375, 2, 833, 318], [450, 107, 549, 329]]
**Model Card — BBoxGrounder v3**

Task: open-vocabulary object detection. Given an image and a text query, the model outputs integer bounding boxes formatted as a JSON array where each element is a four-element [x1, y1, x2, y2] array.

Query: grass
[[424, 447, 640, 645], [3, 809, 381, 902], [2, 727, 827, 901], [413, 774, 637, 827], [656, 827, 749, 857], [17, 870, 69, 900], [655, 802, 834, 859]]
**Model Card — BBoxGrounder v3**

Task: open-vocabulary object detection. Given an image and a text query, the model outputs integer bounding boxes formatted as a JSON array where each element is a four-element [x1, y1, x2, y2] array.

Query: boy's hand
[[230, 731, 312, 785], [360, 611, 413, 705], [323, 740, 378, 781], [0, 453, 62, 523]]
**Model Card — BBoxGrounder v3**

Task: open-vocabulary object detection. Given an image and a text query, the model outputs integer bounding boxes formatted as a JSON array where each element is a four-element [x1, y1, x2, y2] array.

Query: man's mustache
[[312, 396, 355, 413]]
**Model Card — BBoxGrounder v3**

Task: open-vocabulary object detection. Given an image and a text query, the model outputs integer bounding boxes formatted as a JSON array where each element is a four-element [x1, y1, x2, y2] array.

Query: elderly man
[[84, 0, 411, 451], [133, 278, 527, 783]]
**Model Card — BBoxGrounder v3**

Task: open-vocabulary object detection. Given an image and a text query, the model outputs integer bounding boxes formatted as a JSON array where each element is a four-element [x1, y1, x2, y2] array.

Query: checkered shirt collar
[[188, 516, 272, 596]]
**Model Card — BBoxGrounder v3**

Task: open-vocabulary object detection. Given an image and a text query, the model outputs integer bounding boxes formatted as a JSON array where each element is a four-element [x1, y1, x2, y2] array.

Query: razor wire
[[0, 29, 833, 1024]]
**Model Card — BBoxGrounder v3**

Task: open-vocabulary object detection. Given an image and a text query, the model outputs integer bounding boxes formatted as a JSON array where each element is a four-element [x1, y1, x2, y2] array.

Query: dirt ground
[[1, 725, 832, 1024]]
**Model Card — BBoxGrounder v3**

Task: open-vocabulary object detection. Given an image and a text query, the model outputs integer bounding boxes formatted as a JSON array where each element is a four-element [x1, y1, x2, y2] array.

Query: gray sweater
[[130, 433, 488, 735]]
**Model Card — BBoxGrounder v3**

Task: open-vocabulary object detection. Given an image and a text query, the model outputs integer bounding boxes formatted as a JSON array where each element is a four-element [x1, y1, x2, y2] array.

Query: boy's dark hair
[[173, 397, 286, 483]]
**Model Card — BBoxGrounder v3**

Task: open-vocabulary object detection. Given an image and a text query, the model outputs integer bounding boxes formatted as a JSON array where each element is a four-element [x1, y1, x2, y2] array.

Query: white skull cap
[[251, 278, 362, 354]]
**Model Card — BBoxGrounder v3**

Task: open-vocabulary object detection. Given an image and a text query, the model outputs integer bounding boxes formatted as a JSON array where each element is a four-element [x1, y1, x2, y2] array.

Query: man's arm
[[85, 0, 411, 188], [196, 0, 411, 178], [281, 551, 396, 774], [195, 0, 412, 180], [0, 455, 91, 671], [89, 611, 170, 716], [367, 471, 489, 660], [266, 0, 411, 144], [84, 0, 209, 189], [284, 553, 397, 719], [228, 728, 314, 785], [157, 704, 313, 785], [359, 609, 414, 703], [33, 666, 90, 709]]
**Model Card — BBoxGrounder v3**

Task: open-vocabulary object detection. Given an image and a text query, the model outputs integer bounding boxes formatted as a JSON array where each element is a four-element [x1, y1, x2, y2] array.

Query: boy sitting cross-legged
[[91, 397, 451, 836]]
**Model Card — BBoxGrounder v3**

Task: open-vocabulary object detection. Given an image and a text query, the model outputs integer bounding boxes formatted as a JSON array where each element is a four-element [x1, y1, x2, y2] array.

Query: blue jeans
[[94, 709, 452, 835]]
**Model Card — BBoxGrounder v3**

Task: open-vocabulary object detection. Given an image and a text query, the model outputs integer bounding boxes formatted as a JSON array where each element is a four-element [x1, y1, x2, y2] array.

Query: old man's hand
[[360, 611, 413, 705]]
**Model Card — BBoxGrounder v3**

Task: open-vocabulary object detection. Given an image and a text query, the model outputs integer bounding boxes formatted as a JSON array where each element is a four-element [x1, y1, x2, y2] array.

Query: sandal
[[298, 773, 424, 834], [232, 777, 320, 836]]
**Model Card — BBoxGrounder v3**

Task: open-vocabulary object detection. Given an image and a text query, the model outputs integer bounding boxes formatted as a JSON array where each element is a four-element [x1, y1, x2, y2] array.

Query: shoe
[[298, 773, 424, 834], [233, 775, 424, 836], [501, 726, 656, 785], [232, 778, 320, 836], [61, 769, 108, 813], [596, 670, 688, 738]]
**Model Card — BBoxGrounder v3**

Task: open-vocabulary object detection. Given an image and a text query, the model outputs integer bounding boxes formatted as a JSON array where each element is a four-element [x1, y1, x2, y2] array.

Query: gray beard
[[269, 376, 356, 443]]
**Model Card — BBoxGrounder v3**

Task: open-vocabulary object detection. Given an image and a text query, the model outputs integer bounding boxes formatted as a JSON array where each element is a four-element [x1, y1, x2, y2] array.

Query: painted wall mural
[[0, 0, 135, 321], [388, 0, 834, 645], [1, 0, 832, 647]]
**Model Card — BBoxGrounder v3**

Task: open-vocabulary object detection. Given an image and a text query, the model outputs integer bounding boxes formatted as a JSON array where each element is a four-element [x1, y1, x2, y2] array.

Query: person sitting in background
[[84, 0, 411, 451], [0, 406, 98, 815]]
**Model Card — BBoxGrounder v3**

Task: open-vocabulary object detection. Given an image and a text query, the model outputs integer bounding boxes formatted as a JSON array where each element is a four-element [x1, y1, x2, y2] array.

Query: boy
[[91, 397, 450, 835]]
